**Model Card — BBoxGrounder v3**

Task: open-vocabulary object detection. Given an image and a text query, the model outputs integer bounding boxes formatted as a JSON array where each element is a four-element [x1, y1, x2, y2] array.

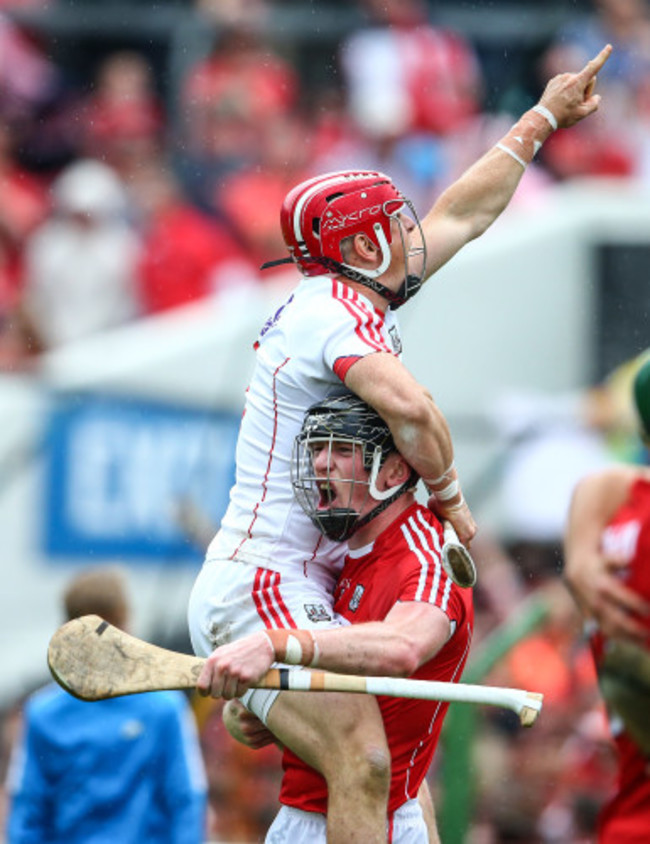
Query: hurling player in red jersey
[[564, 357, 650, 843], [200, 394, 473, 842]]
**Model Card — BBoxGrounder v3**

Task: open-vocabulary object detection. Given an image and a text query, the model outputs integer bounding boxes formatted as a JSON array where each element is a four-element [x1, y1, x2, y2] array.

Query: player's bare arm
[[345, 352, 477, 545], [418, 44, 612, 279], [197, 601, 451, 700], [564, 465, 650, 643]]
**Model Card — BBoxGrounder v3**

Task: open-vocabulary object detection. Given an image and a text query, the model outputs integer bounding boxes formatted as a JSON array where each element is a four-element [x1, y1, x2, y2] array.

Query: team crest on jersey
[[304, 603, 332, 622], [348, 584, 365, 612], [388, 325, 402, 355]]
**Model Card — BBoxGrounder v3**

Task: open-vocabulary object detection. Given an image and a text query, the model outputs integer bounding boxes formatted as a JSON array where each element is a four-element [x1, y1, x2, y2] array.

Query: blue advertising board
[[43, 393, 240, 562]]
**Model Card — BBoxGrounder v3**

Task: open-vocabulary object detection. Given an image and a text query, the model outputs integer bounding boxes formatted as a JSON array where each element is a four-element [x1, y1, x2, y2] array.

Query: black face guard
[[291, 433, 416, 542]]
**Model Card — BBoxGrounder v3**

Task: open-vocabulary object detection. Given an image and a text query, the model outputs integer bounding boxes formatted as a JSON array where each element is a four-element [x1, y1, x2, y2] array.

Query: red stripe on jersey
[[333, 354, 363, 382], [230, 357, 290, 560], [338, 282, 388, 350], [253, 569, 297, 629], [414, 509, 448, 606], [268, 570, 298, 629], [332, 280, 391, 353], [303, 532, 325, 578], [259, 570, 286, 628], [252, 568, 276, 628], [258, 570, 286, 628], [400, 512, 451, 609]]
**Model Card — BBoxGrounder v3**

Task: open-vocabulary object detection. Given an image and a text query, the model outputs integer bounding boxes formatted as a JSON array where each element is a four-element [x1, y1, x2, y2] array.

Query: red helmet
[[261, 170, 427, 308], [279, 170, 404, 279]]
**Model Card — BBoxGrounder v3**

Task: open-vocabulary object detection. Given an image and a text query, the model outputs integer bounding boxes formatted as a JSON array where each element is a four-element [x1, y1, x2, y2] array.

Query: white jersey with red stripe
[[206, 273, 402, 591]]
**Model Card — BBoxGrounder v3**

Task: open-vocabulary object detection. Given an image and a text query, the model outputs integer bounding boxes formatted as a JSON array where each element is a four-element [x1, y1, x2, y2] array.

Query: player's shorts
[[265, 799, 427, 844], [187, 557, 347, 722]]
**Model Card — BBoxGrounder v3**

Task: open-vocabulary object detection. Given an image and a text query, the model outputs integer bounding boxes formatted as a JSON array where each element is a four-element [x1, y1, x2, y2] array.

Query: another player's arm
[[564, 466, 650, 641], [418, 44, 612, 279], [197, 602, 451, 700], [281, 602, 451, 677], [345, 352, 476, 546]]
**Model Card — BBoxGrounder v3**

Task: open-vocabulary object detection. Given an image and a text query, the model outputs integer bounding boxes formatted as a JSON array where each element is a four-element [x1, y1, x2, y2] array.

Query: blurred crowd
[[0, 0, 649, 370], [1, 0, 650, 841]]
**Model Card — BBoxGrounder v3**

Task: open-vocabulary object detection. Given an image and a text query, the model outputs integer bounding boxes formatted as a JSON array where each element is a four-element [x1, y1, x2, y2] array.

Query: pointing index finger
[[580, 44, 613, 81]]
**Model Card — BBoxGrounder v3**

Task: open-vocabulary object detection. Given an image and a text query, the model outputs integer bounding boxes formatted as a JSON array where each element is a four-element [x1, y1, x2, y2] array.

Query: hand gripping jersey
[[207, 274, 403, 591], [591, 478, 650, 844], [278, 503, 474, 815]]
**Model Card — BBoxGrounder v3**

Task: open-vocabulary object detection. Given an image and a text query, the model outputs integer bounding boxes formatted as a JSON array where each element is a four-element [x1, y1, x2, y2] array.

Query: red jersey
[[278, 502, 474, 814], [136, 203, 250, 314], [591, 478, 650, 843]]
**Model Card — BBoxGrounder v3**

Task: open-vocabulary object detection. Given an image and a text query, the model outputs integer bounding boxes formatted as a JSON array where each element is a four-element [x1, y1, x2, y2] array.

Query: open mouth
[[316, 480, 335, 510]]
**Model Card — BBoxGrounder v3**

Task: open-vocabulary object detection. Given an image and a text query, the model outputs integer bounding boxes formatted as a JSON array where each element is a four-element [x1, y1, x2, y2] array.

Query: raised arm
[[564, 465, 650, 642], [419, 44, 612, 279], [345, 352, 476, 546]]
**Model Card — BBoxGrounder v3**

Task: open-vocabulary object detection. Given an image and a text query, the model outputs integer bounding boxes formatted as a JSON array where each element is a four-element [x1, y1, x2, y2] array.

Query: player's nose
[[312, 446, 330, 472]]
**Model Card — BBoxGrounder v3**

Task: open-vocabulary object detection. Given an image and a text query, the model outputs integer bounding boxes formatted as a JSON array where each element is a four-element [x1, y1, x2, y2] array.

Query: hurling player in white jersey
[[188, 45, 611, 844]]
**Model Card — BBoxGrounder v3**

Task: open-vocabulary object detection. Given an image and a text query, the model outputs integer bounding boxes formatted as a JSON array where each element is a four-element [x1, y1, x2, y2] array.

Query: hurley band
[[263, 629, 320, 667]]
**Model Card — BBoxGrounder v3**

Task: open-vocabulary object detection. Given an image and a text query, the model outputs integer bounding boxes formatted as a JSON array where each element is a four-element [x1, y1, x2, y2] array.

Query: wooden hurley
[[48, 615, 543, 726]]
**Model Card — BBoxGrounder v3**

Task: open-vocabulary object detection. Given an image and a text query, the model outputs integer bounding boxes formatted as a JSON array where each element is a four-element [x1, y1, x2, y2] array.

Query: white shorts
[[265, 799, 427, 844], [188, 557, 347, 721]]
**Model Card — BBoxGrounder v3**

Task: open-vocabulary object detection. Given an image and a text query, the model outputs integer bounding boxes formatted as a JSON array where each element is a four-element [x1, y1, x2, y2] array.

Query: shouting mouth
[[317, 480, 336, 510]]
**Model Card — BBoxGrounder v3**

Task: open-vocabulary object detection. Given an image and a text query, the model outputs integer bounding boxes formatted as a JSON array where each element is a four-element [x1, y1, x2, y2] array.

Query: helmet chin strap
[[327, 218, 425, 310], [338, 223, 407, 306], [391, 274, 424, 309], [315, 256, 407, 306]]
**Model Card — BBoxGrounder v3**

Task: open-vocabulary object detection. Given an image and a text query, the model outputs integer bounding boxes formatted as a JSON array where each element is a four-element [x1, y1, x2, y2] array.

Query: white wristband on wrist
[[496, 142, 527, 169], [423, 461, 456, 488], [532, 104, 558, 131], [434, 479, 461, 502], [442, 494, 466, 513]]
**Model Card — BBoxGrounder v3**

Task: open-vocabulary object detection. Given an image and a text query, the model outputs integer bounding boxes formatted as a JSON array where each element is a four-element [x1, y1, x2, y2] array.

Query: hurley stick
[[48, 615, 542, 726]]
